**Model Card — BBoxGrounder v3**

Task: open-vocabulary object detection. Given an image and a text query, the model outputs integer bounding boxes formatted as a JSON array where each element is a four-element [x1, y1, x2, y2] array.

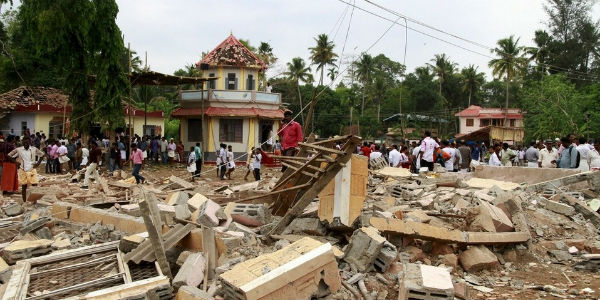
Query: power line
[[361, 0, 600, 81]]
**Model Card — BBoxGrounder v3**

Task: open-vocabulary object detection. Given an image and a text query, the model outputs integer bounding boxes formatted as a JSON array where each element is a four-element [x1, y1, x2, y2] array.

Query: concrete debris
[[2, 137, 599, 300], [220, 237, 340, 300]]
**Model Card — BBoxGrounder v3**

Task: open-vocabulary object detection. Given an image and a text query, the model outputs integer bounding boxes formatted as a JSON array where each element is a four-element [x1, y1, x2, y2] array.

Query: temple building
[[173, 34, 283, 161]]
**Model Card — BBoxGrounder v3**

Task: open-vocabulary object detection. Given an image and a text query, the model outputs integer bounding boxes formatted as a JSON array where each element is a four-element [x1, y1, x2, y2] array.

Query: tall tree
[[285, 57, 313, 124], [353, 53, 375, 115], [489, 35, 527, 125], [257, 41, 277, 89], [309, 33, 338, 86], [91, 0, 129, 134], [427, 54, 457, 106], [460, 65, 485, 106], [327, 67, 337, 82], [525, 30, 552, 75]]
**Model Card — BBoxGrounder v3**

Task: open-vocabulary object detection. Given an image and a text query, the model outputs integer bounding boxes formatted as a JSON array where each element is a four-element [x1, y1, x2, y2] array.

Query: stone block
[[2, 202, 23, 216], [173, 253, 206, 289], [2, 239, 53, 264], [167, 191, 189, 206], [20, 216, 51, 235], [228, 203, 271, 224], [119, 232, 148, 253], [283, 218, 326, 236], [51, 238, 71, 250], [175, 204, 192, 221], [459, 245, 499, 272], [467, 201, 513, 232], [175, 285, 214, 300], [34, 227, 53, 240], [439, 253, 458, 271], [227, 222, 257, 237], [398, 263, 454, 300], [544, 200, 576, 216], [374, 241, 397, 272], [343, 226, 387, 272], [188, 193, 210, 211], [195, 199, 221, 227]]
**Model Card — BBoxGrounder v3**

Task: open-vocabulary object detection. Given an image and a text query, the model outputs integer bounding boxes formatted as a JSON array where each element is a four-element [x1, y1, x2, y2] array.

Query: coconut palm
[[309, 34, 338, 86], [285, 57, 313, 124], [460, 65, 485, 107], [327, 67, 338, 82], [524, 30, 552, 74], [257, 42, 277, 89], [353, 53, 375, 115], [489, 35, 527, 125], [427, 54, 457, 105], [372, 75, 387, 122]]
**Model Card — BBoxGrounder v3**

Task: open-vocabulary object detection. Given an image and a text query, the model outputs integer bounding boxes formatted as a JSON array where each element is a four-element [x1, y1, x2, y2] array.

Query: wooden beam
[[298, 142, 345, 155], [280, 162, 320, 178], [25, 273, 124, 300], [272, 153, 322, 191], [202, 227, 217, 280], [138, 191, 172, 279], [235, 183, 312, 203]]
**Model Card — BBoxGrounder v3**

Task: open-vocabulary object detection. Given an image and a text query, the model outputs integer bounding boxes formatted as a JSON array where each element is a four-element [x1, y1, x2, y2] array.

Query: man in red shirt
[[277, 111, 303, 171], [361, 142, 371, 158]]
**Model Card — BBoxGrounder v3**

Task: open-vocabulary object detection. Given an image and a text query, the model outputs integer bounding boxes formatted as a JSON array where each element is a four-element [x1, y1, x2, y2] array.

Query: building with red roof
[[454, 105, 523, 136], [173, 33, 282, 161], [0, 86, 165, 138]]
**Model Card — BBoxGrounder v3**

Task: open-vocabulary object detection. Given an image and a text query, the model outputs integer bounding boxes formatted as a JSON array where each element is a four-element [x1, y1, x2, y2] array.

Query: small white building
[[455, 105, 524, 136]]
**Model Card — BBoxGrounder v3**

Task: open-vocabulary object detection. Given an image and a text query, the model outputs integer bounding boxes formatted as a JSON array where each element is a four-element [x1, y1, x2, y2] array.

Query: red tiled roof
[[172, 107, 283, 119], [198, 34, 266, 70], [454, 105, 482, 117], [455, 105, 523, 119]]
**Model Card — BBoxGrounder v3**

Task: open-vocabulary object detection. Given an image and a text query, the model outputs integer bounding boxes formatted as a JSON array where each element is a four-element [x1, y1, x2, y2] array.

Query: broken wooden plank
[[202, 227, 217, 281], [272, 153, 322, 191], [298, 142, 346, 155], [236, 183, 312, 203], [138, 191, 172, 279]]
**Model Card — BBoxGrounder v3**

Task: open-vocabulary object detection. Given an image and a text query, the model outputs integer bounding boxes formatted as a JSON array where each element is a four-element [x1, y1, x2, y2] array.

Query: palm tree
[[257, 42, 277, 89], [353, 53, 375, 115], [285, 57, 313, 124], [525, 30, 551, 75], [309, 34, 338, 86], [372, 76, 386, 122], [489, 35, 527, 125], [427, 54, 457, 105], [327, 67, 338, 82], [460, 65, 485, 107]]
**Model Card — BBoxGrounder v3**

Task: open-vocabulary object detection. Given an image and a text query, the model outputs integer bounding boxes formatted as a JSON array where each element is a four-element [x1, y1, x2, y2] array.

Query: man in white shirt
[[7, 137, 46, 203], [219, 143, 227, 180], [576, 137, 590, 171], [538, 140, 558, 168], [412, 144, 421, 172], [488, 145, 502, 166], [441, 141, 456, 171], [57, 141, 69, 173], [388, 145, 401, 167], [369, 145, 383, 163], [419, 131, 439, 171]]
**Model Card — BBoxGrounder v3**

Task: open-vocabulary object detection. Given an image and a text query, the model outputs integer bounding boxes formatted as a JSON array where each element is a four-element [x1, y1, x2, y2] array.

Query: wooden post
[[303, 89, 318, 137], [202, 226, 217, 280], [138, 189, 172, 279]]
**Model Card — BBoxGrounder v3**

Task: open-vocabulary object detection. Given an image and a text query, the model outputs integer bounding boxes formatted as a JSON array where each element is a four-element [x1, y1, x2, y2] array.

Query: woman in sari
[[1, 136, 18, 194]]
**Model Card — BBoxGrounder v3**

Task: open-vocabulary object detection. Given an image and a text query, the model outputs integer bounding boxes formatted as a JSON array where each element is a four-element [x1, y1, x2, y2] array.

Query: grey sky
[[115, 0, 600, 82]]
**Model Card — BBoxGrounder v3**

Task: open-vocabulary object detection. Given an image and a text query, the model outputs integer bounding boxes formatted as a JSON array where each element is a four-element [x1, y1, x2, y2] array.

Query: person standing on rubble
[[419, 131, 439, 171], [277, 110, 303, 172], [440, 140, 455, 171], [7, 137, 46, 203], [555, 137, 579, 169], [499, 143, 516, 167], [525, 141, 540, 168], [81, 141, 102, 189], [129, 143, 146, 184], [576, 137, 590, 171], [488, 145, 502, 166]]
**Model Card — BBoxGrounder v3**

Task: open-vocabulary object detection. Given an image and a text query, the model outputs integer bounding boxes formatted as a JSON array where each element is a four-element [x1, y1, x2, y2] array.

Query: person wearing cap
[[538, 140, 558, 168], [277, 110, 303, 172]]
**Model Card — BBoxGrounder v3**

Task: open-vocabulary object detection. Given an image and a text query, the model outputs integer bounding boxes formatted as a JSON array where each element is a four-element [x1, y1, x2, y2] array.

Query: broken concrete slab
[[175, 285, 214, 300], [544, 199, 576, 216], [467, 201, 513, 233], [173, 252, 206, 289], [459, 245, 499, 272], [220, 237, 340, 300], [194, 199, 221, 227], [169, 175, 195, 189], [2, 202, 23, 216], [556, 194, 600, 228], [343, 226, 387, 272], [370, 217, 529, 245]]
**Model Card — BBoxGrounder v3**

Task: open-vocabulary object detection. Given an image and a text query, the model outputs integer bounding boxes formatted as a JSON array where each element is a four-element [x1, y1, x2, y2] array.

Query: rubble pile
[[2, 136, 600, 299]]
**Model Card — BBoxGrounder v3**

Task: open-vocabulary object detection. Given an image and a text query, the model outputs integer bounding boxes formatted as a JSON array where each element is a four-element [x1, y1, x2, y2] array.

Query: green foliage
[[309, 34, 337, 86], [521, 74, 593, 140]]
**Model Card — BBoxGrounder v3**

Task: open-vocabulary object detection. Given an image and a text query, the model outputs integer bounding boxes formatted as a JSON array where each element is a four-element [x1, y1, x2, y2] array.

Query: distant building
[[0, 86, 164, 138], [173, 33, 282, 161], [454, 105, 523, 136]]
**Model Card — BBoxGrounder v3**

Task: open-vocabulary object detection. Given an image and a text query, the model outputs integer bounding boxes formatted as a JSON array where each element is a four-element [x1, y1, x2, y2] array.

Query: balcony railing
[[180, 89, 280, 105]]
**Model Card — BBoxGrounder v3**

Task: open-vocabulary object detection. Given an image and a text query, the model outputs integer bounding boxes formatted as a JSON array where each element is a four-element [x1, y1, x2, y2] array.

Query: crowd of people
[[360, 131, 600, 173]]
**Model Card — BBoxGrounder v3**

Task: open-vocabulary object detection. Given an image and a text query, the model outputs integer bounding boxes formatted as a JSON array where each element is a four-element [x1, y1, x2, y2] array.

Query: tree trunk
[[320, 67, 324, 86], [504, 76, 509, 127], [297, 82, 304, 124], [468, 89, 472, 107]]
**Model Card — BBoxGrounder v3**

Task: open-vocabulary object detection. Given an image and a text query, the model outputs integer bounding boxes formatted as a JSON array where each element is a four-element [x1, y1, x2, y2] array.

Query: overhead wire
[[360, 0, 600, 81]]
